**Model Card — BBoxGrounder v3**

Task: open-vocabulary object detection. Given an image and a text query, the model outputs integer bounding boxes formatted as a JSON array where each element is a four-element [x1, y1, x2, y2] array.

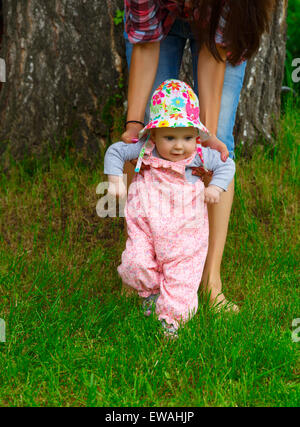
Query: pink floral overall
[[118, 141, 209, 328]]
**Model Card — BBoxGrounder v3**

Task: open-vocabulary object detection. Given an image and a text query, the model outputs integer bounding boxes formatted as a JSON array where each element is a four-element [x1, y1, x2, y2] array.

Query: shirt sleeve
[[199, 147, 235, 191], [214, 1, 229, 45], [125, 0, 167, 43], [104, 140, 144, 176]]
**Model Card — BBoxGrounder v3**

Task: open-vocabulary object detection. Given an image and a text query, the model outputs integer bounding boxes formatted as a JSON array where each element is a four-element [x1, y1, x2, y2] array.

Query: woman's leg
[[124, 19, 187, 123], [201, 61, 246, 309], [216, 61, 247, 159], [202, 179, 236, 309], [191, 40, 247, 308], [123, 23, 187, 207]]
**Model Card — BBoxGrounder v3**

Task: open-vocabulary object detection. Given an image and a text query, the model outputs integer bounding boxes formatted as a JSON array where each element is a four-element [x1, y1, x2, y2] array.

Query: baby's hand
[[108, 182, 127, 199], [204, 185, 223, 204], [200, 135, 229, 162], [108, 176, 127, 199]]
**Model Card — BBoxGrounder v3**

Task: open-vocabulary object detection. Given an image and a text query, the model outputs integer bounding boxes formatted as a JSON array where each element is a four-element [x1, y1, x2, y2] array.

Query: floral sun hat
[[138, 79, 211, 141]]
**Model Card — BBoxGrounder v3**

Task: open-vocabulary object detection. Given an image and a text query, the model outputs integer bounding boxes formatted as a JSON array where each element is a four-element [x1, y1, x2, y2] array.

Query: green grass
[[0, 96, 299, 406], [0, 1, 299, 403]]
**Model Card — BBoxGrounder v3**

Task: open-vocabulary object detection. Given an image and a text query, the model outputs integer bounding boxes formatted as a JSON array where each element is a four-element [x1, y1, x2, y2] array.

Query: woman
[[122, 0, 274, 311]]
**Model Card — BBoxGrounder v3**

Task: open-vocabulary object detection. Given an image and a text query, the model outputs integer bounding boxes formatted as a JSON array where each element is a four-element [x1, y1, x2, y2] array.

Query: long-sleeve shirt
[[104, 140, 235, 191], [125, 0, 228, 45]]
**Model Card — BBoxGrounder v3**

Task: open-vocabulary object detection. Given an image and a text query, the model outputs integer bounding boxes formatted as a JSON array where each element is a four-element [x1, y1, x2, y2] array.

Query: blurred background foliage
[[283, 0, 300, 99]]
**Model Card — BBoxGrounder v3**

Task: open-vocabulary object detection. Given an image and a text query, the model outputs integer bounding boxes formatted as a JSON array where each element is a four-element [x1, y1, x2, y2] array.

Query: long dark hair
[[184, 0, 275, 65]]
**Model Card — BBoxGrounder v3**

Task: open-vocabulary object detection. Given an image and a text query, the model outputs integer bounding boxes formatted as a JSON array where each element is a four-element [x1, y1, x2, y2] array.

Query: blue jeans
[[124, 19, 247, 159]]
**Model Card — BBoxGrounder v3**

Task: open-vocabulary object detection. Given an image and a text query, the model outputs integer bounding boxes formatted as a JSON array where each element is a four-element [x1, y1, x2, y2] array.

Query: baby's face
[[151, 127, 198, 162]]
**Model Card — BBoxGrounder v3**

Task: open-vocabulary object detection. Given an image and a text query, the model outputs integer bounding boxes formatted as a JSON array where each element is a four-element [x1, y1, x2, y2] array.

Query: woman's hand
[[122, 122, 143, 144], [201, 135, 229, 162]]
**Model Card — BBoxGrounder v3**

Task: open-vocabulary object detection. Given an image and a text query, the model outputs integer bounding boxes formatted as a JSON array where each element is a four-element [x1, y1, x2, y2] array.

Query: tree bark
[[234, 0, 288, 153], [0, 0, 287, 165], [0, 0, 125, 166]]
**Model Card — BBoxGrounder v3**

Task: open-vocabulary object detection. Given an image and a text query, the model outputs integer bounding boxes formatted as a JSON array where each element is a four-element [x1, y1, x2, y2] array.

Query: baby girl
[[104, 79, 235, 337]]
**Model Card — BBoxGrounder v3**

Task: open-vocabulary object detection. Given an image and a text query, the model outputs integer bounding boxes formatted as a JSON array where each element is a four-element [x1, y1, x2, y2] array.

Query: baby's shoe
[[161, 320, 178, 339], [142, 294, 159, 317]]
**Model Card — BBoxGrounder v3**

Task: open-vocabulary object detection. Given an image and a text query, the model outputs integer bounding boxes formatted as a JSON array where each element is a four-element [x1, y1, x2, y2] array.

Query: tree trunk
[[0, 1, 287, 166], [0, 0, 126, 167], [234, 0, 288, 153]]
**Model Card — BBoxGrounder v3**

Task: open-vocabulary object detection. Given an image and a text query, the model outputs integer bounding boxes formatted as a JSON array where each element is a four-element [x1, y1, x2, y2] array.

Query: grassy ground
[[0, 94, 299, 406]]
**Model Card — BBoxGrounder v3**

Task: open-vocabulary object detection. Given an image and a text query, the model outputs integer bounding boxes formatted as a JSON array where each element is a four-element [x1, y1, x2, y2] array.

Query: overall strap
[[196, 137, 208, 172], [134, 134, 151, 173]]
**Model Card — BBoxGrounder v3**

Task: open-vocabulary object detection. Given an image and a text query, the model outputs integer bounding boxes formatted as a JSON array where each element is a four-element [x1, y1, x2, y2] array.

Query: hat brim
[[138, 114, 211, 141]]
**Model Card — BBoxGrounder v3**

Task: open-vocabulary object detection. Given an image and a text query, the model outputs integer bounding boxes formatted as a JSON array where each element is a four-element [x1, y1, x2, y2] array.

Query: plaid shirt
[[125, 0, 228, 45]]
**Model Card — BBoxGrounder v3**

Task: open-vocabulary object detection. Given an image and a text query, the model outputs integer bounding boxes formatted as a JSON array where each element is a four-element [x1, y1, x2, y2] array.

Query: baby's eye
[[185, 136, 194, 141], [165, 136, 174, 141]]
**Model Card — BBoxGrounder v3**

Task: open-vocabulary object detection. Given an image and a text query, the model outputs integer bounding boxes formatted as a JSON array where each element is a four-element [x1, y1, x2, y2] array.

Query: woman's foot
[[201, 275, 240, 313], [210, 293, 239, 313]]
